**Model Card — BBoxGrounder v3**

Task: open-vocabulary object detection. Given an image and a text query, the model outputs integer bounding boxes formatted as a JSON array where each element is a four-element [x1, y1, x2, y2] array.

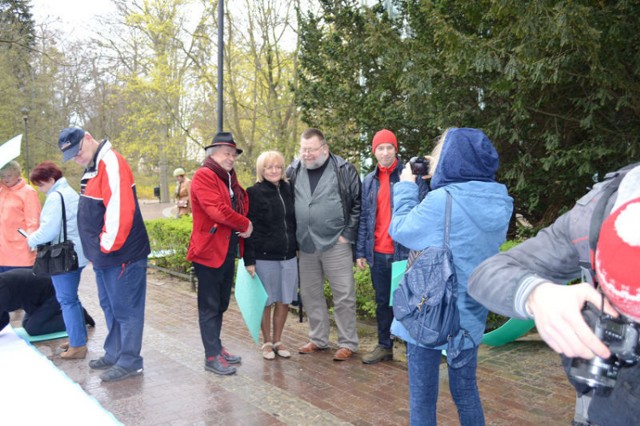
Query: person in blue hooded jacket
[[389, 128, 513, 425]]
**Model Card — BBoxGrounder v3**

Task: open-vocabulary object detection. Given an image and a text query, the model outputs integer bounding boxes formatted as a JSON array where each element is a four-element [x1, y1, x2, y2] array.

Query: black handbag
[[32, 191, 79, 277]]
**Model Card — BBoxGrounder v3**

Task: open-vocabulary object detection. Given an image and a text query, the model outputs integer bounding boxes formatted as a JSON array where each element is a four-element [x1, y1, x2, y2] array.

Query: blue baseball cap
[[58, 127, 85, 162]]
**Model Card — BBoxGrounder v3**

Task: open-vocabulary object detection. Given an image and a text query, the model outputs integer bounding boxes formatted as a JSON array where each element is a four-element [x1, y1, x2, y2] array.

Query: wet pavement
[[19, 201, 575, 425]]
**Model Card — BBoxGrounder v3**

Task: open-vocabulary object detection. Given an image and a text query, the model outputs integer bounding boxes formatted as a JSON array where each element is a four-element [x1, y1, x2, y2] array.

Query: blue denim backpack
[[393, 191, 469, 362]]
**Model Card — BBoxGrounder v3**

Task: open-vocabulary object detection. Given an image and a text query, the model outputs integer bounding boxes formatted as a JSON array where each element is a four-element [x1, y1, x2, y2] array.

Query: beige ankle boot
[[60, 345, 87, 359]]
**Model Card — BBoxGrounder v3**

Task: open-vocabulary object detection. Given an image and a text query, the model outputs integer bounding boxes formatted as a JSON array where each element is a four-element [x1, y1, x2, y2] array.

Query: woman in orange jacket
[[0, 161, 41, 272]]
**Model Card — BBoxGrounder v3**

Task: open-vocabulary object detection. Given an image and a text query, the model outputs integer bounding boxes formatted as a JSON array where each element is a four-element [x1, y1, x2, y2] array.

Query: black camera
[[568, 303, 640, 395], [409, 156, 430, 175]]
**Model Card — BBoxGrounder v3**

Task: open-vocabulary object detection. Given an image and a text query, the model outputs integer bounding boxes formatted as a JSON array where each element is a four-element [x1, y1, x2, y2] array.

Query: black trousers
[[2, 296, 66, 336], [194, 245, 236, 359]]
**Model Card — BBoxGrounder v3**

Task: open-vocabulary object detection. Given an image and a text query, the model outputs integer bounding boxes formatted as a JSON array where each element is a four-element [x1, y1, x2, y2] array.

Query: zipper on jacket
[[276, 185, 289, 255]]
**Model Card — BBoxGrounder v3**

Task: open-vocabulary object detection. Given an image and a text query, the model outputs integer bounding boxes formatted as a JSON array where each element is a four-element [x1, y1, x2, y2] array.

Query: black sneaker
[[100, 365, 143, 382], [221, 347, 241, 364], [205, 355, 237, 375], [89, 357, 114, 370]]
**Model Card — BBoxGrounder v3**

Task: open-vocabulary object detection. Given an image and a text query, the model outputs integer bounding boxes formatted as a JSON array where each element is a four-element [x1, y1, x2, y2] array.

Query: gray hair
[[0, 160, 21, 174], [205, 145, 223, 158]]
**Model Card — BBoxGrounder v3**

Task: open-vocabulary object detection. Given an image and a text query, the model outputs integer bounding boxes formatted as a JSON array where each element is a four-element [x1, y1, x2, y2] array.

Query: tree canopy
[[1, 0, 303, 197], [297, 0, 640, 225], [2, 0, 638, 220]]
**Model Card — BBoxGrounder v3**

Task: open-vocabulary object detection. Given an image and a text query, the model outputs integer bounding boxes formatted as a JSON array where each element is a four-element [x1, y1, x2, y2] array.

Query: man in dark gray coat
[[469, 164, 640, 426]]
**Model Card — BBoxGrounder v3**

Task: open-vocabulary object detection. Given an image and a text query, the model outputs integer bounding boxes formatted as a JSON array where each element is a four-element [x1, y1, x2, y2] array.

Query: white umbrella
[[0, 134, 23, 169]]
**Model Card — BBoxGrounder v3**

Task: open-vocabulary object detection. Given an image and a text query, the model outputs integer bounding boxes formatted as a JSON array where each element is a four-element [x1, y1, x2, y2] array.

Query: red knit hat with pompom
[[596, 196, 640, 319]]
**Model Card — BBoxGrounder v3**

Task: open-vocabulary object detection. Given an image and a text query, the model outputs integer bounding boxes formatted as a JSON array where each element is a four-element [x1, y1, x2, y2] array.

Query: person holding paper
[[27, 161, 90, 359], [187, 132, 253, 375], [244, 151, 297, 360], [0, 161, 41, 272], [355, 129, 428, 364]]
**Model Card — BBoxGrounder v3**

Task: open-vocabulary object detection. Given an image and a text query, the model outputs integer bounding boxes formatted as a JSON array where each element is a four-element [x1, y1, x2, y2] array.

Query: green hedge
[[323, 266, 377, 321], [143, 216, 523, 325], [144, 216, 378, 319], [145, 215, 193, 273]]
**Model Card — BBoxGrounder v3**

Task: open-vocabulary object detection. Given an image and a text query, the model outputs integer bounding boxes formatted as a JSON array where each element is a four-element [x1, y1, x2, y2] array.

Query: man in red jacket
[[187, 132, 253, 375]]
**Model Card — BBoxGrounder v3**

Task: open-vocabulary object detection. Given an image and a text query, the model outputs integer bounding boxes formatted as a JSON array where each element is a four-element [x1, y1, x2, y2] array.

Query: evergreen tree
[[297, 0, 640, 224]]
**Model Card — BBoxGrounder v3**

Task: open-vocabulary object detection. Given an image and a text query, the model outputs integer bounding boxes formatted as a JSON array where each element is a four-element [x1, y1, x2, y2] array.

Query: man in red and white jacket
[[59, 127, 150, 383]]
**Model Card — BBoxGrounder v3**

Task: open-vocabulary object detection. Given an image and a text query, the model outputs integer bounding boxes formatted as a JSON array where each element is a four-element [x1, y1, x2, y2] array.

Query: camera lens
[[569, 356, 617, 396], [410, 157, 428, 175]]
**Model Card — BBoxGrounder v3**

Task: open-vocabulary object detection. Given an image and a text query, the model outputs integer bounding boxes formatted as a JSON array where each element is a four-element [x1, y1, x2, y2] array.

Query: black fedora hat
[[205, 132, 243, 155]]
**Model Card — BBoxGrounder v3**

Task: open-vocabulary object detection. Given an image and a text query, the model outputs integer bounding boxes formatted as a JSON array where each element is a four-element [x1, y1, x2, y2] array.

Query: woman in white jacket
[[28, 161, 90, 359]]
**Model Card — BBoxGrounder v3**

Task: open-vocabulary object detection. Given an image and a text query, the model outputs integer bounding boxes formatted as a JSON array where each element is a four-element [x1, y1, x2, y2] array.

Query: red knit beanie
[[596, 196, 640, 319], [372, 129, 398, 153]]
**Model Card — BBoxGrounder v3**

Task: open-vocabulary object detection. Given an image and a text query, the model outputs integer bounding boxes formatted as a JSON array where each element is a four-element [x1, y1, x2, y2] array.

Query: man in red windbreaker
[[59, 127, 150, 383], [187, 131, 253, 375]]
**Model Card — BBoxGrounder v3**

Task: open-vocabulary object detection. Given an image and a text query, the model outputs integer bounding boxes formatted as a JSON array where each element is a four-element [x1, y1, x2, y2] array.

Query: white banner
[[0, 134, 22, 169]]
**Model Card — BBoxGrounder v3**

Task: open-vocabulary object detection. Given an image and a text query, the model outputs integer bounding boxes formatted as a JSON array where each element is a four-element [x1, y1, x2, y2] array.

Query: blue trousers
[[94, 258, 147, 371], [371, 252, 394, 348], [407, 344, 484, 426], [51, 267, 87, 347]]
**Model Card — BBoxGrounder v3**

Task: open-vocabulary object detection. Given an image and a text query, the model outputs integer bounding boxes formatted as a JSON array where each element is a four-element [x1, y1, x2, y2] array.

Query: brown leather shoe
[[60, 345, 87, 359], [333, 347, 354, 361], [59, 341, 70, 351], [298, 342, 326, 354]]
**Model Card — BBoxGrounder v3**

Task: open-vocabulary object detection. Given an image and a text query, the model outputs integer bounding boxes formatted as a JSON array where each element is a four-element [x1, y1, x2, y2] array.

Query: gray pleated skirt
[[255, 257, 299, 305]]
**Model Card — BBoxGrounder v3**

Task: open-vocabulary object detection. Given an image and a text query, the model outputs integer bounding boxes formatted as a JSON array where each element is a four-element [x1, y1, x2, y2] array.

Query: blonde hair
[[255, 151, 287, 183], [429, 128, 455, 175]]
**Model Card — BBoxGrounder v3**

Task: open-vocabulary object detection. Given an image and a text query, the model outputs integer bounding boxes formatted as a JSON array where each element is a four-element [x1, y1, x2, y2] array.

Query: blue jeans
[[371, 252, 394, 348], [51, 267, 87, 347], [94, 258, 147, 371], [407, 344, 484, 426]]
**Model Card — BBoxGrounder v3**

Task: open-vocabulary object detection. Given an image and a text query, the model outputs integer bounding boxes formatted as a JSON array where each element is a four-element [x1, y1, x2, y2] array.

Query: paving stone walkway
[[22, 201, 576, 425]]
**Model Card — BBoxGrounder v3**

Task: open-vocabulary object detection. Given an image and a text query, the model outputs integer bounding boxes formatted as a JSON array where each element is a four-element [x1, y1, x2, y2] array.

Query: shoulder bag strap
[[55, 191, 69, 243], [406, 190, 453, 268], [443, 190, 452, 249]]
